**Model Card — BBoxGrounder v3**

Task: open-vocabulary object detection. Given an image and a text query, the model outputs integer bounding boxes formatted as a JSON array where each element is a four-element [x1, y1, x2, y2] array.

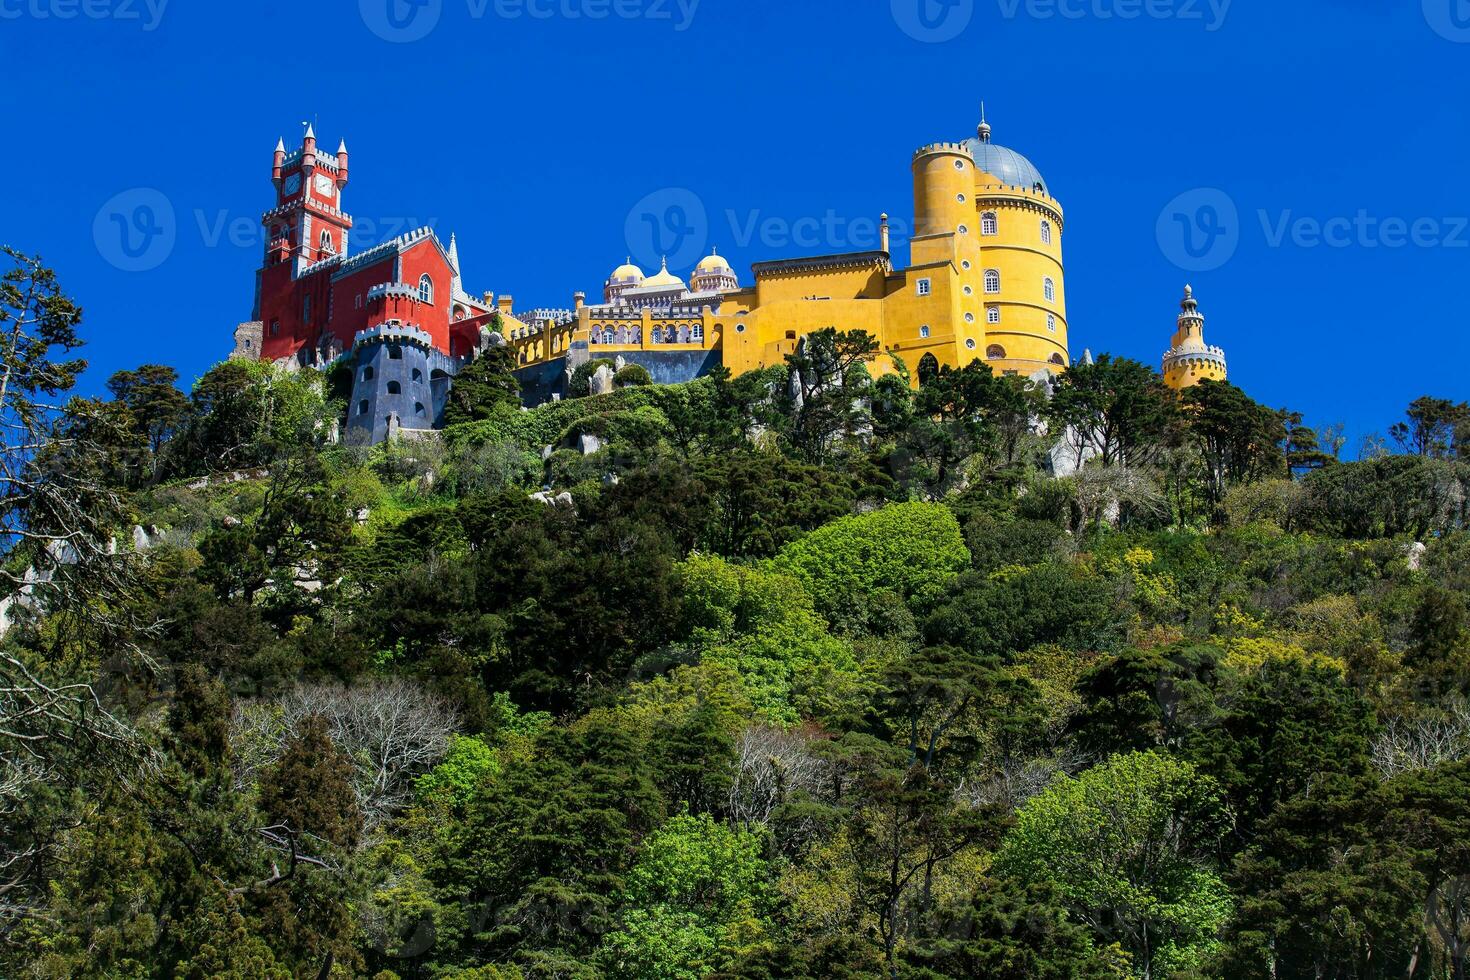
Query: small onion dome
[[695, 246, 733, 275], [610, 257, 645, 283], [642, 256, 686, 290]]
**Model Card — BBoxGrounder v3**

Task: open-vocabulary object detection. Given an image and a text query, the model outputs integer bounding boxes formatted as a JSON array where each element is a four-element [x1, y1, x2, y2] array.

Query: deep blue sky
[[3, 0, 1466, 451]]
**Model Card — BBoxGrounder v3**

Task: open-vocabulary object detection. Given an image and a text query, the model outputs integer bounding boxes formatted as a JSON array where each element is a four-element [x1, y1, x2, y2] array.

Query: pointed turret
[[272, 137, 286, 184], [447, 233, 460, 273], [336, 139, 349, 187], [1163, 284, 1227, 389]]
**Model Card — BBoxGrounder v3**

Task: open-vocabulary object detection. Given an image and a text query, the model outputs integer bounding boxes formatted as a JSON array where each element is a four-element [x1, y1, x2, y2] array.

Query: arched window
[[388, 344, 403, 360], [362, 366, 374, 382], [418, 274, 434, 303], [987, 344, 1007, 360], [319, 230, 334, 254], [387, 381, 401, 395], [981, 212, 998, 236], [414, 402, 427, 417], [357, 400, 369, 416], [1050, 353, 1065, 365], [1044, 277, 1056, 303], [987, 306, 1000, 325], [919, 325, 931, 339], [412, 368, 423, 382], [1047, 313, 1057, 333], [1041, 220, 1053, 245], [984, 270, 1001, 293], [918, 353, 940, 386]]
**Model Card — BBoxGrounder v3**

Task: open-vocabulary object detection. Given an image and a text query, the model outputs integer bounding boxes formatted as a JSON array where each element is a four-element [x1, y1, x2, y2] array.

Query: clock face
[[313, 173, 336, 197], [283, 173, 301, 196]]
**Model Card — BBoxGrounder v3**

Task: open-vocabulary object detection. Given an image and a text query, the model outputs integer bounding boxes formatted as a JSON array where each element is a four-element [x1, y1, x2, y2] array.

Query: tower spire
[[978, 101, 991, 143], [1163, 283, 1227, 389]]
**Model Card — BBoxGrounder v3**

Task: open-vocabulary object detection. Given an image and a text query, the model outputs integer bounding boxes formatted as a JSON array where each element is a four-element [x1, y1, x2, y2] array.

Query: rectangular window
[[302, 295, 312, 325], [916, 278, 932, 296], [269, 319, 280, 337]]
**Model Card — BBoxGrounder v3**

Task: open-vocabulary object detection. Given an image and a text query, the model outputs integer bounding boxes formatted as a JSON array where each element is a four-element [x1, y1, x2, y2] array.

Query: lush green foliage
[[8, 254, 1470, 979]]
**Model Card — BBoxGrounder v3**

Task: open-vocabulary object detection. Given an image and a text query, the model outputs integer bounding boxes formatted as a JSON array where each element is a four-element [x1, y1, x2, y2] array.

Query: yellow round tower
[[965, 109, 1069, 377], [910, 141, 987, 364], [1163, 284, 1228, 389]]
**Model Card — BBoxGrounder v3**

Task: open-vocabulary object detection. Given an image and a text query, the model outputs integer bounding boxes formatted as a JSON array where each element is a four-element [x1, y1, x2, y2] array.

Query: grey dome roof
[[961, 138, 1047, 192]]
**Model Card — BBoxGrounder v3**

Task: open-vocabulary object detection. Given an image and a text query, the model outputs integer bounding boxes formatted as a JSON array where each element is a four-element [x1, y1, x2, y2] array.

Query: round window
[[958, 225, 968, 235], [963, 286, 973, 296], [956, 194, 966, 203], [954, 160, 965, 170], [966, 338, 978, 350], [735, 323, 746, 334], [962, 260, 972, 270], [965, 313, 976, 323]]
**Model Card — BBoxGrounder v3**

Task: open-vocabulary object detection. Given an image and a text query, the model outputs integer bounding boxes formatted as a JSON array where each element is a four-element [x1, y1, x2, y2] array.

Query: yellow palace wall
[[510, 119, 1073, 387]]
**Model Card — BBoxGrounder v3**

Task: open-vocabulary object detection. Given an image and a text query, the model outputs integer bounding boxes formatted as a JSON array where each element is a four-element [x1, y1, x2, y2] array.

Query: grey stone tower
[[344, 321, 459, 445]]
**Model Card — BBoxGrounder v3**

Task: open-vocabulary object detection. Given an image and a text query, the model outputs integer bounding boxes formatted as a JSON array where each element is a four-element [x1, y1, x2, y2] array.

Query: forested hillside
[[5, 247, 1470, 979]]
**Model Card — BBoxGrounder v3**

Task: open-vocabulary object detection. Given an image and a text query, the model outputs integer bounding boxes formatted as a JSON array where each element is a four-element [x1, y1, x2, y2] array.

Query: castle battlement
[[914, 141, 974, 159], [353, 321, 435, 351], [367, 282, 423, 302]]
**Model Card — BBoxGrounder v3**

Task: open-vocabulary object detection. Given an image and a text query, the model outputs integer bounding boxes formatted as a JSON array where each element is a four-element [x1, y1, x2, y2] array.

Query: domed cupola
[[962, 106, 1049, 194], [641, 256, 687, 292], [604, 257, 645, 303], [691, 246, 738, 294]]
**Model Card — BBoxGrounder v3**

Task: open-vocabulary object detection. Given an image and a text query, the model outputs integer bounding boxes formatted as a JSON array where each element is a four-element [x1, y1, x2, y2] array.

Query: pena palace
[[233, 119, 1228, 445]]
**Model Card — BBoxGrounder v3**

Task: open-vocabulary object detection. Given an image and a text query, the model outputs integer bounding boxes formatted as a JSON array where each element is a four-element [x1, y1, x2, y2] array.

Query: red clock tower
[[264, 125, 351, 271], [253, 126, 355, 362], [249, 125, 488, 365]]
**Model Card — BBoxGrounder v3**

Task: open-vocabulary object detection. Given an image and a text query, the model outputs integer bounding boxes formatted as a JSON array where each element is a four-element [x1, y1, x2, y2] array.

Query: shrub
[[614, 364, 653, 388], [771, 502, 969, 632]]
